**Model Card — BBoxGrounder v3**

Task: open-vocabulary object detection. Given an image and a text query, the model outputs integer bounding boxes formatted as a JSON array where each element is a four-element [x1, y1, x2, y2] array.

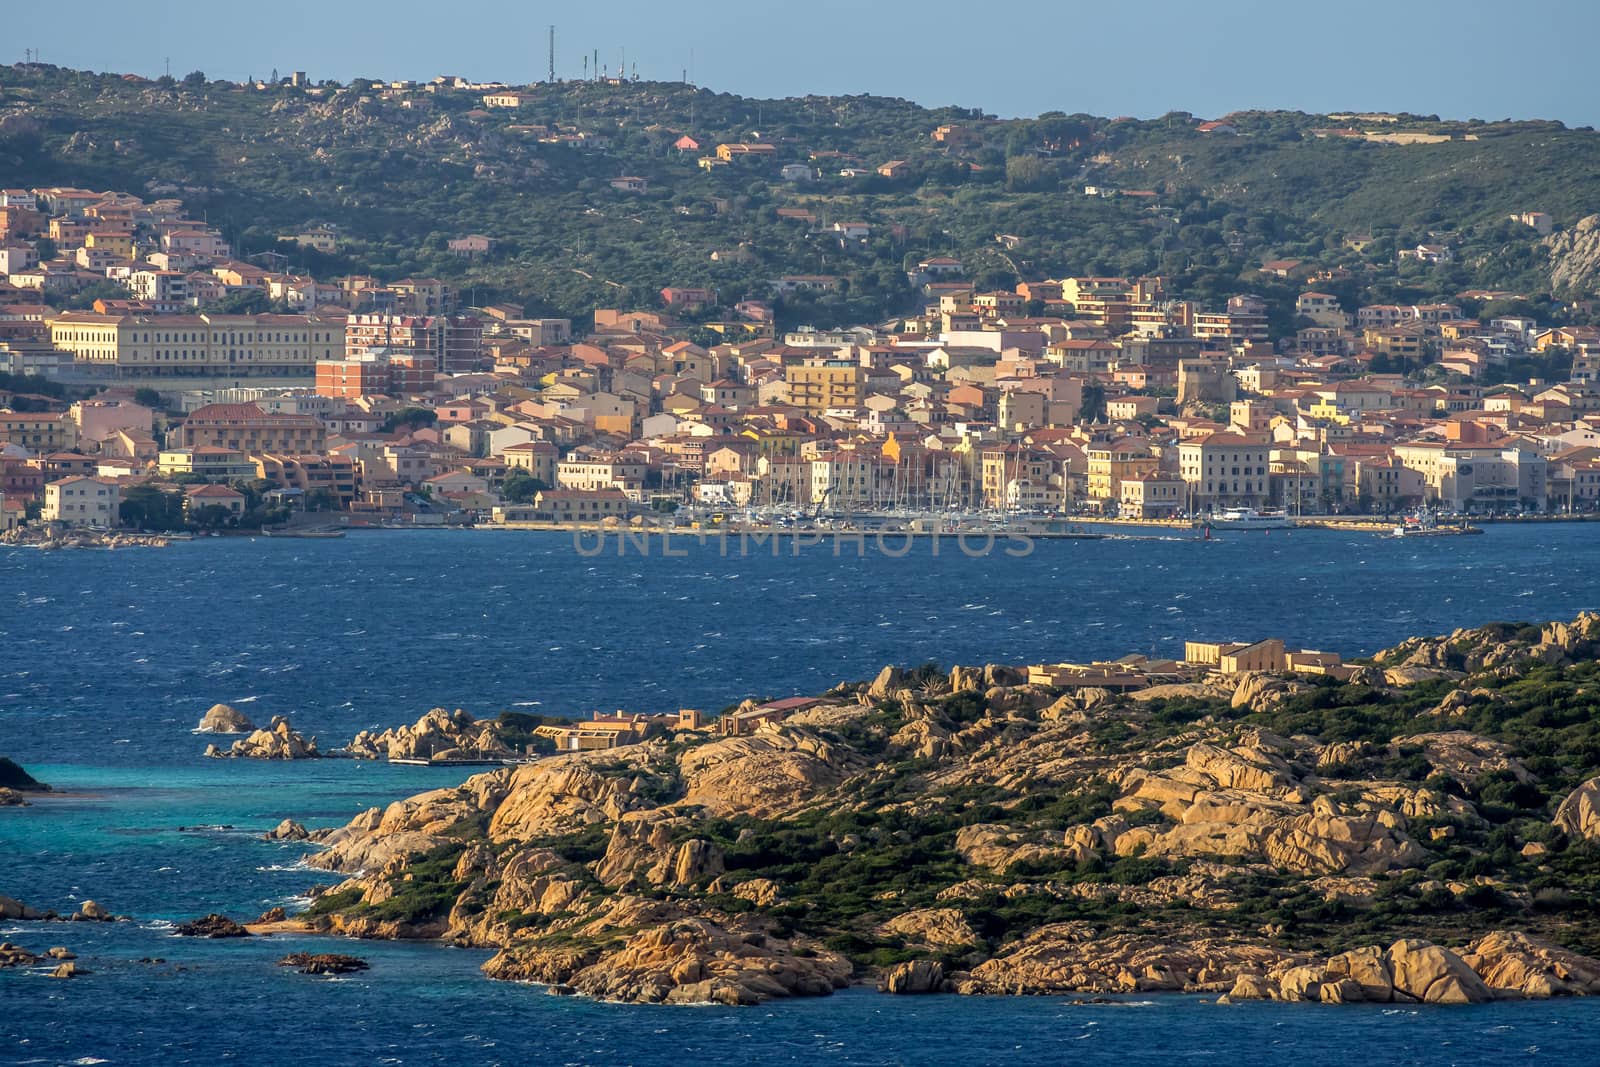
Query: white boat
[[1209, 507, 1296, 530]]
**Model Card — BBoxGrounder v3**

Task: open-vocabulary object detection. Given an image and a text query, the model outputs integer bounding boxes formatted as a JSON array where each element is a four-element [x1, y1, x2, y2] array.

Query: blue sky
[[7, 0, 1595, 125]]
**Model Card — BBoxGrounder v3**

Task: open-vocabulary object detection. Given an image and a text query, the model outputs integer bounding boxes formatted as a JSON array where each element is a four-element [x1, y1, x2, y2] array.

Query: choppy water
[[4, 527, 1600, 1064]]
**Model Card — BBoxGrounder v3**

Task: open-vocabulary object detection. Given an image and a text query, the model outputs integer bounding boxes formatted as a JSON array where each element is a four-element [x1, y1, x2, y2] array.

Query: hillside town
[[2, 179, 1597, 533]]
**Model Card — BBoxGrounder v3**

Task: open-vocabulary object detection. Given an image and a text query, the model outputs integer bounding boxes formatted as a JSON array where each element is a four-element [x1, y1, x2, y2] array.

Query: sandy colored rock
[[1462, 931, 1600, 997], [881, 959, 945, 994], [881, 907, 979, 949], [197, 703, 255, 733], [678, 730, 852, 818], [1554, 776, 1600, 841], [1386, 939, 1492, 1004], [347, 708, 514, 762], [208, 716, 319, 760], [732, 878, 782, 907]]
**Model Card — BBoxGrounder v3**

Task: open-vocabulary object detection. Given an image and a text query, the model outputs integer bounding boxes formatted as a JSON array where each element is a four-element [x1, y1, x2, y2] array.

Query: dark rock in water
[[173, 914, 251, 938], [0, 942, 42, 968], [278, 952, 369, 975], [0, 757, 48, 792], [137, 957, 166, 964], [0, 896, 44, 921]]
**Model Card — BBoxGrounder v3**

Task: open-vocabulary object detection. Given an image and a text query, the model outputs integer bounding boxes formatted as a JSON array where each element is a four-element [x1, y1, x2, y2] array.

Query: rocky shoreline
[[228, 612, 1600, 1006], [0, 527, 168, 550]]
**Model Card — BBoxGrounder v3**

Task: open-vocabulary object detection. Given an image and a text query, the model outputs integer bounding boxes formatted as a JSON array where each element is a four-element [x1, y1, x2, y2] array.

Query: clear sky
[[7, 0, 1595, 126]]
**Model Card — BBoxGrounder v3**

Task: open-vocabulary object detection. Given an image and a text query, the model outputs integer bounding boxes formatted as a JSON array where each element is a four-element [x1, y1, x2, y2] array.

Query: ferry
[[1208, 507, 1296, 530]]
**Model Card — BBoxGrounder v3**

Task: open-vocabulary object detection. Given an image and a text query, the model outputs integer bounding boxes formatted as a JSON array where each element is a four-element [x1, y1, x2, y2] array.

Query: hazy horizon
[[5, 0, 1596, 127]]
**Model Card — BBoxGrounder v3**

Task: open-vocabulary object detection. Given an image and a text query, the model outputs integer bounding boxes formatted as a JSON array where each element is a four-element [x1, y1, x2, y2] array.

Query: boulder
[[264, 819, 310, 841], [732, 878, 782, 907], [1325, 945, 1394, 1002], [1231, 672, 1305, 713], [1227, 972, 1274, 1000], [0, 788, 27, 807], [76, 900, 111, 921], [949, 666, 984, 693], [1554, 776, 1600, 842], [1319, 977, 1365, 1004], [1384, 666, 1465, 687], [49, 961, 80, 979], [46, 947, 75, 960], [197, 703, 255, 733], [881, 908, 979, 949], [1386, 939, 1492, 1004], [1276, 963, 1324, 1001], [867, 666, 905, 700], [0, 895, 43, 920], [881, 960, 946, 994], [1185, 742, 1295, 793], [983, 664, 1026, 688]]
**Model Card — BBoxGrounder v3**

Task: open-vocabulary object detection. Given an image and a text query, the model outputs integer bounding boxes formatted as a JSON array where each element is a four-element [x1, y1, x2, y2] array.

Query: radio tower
[[547, 25, 555, 83]]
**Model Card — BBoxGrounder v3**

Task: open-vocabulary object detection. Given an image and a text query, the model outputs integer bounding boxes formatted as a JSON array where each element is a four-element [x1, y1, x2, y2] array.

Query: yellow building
[[784, 363, 865, 413], [0, 411, 78, 452], [1087, 437, 1158, 505], [49, 312, 342, 379], [83, 230, 135, 260], [1363, 326, 1425, 359], [1118, 471, 1185, 518]]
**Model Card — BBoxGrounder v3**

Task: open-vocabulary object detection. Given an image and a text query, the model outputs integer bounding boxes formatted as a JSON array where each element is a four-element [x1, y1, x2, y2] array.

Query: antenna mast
[[547, 25, 555, 83]]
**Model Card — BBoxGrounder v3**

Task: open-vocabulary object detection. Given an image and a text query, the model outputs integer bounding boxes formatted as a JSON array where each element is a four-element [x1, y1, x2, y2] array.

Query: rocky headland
[[0, 757, 49, 807], [263, 612, 1600, 1006]]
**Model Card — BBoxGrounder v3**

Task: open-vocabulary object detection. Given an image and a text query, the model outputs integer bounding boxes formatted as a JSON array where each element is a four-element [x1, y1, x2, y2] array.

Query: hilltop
[[264, 612, 1600, 1005], [3, 64, 1599, 326]]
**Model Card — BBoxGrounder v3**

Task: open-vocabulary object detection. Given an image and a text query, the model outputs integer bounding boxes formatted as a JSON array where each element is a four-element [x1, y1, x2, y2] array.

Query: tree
[[501, 470, 547, 504], [214, 289, 271, 315], [133, 387, 163, 411], [381, 407, 438, 434], [120, 486, 186, 531], [182, 70, 207, 87], [192, 504, 236, 530]]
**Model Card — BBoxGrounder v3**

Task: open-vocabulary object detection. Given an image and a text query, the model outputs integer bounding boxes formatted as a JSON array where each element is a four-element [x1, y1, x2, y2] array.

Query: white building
[[43, 476, 121, 527]]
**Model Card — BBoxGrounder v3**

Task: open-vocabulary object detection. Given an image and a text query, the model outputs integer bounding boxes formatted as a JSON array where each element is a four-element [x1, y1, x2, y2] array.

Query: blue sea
[[4, 525, 1600, 1065]]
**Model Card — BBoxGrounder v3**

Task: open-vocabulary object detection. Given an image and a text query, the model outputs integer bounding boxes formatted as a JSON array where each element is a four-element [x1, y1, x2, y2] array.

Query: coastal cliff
[[285, 613, 1600, 1005]]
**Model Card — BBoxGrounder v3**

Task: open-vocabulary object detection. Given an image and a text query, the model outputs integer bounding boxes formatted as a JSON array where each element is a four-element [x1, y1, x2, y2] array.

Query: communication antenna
[[547, 25, 555, 83]]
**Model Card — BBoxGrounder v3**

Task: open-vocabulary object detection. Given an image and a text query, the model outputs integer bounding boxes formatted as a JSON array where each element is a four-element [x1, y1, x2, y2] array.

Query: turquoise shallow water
[[5, 527, 1600, 1064]]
